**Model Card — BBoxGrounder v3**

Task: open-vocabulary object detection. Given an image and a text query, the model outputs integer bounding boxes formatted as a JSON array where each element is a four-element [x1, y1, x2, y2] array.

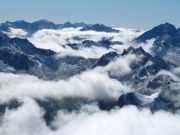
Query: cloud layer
[[0, 71, 130, 104], [4, 27, 156, 59], [29, 28, 142, 58], [4, 27, 145, 58], [4, 28, 28, 38], [1, 98, 180, 135]]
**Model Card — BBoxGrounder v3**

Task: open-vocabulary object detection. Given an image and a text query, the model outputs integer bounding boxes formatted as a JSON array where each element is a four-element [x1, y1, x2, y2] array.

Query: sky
[[0, 0, 180, 29]]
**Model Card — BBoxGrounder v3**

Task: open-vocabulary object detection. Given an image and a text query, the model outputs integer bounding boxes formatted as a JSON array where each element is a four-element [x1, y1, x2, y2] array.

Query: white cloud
[[53, 105, 180, 135], [4, 27, 148, 59], [95, 54, 137, 76], [136, 39, 155, 53], [0, 71, 130, 104], [0, 98, 52, 135], [4, 28, 28, 38], [27, 28, 143, 58], [1, 98, 180, 135], [104, 54, 136, 76], [114, 28, 144, 42], [57, 45, 114, 58]]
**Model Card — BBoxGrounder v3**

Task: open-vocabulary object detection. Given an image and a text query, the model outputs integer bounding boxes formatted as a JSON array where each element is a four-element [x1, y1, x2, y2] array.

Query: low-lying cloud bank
[[0, 98, 180, 135], [0, 71, 130, 104], [0, 50, 143, 104], [28, 28, 154, 58], [96, 54, 137, 76], [5, 27, 146, 58], [3, 27, 155, 59], [0, 68, 180, 135], [28, 28, 143, 58], [4, 28, 28, 38]]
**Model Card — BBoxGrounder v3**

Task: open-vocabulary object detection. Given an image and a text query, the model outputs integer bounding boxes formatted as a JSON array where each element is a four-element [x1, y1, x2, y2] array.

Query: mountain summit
[[136, 23, 178, 42]]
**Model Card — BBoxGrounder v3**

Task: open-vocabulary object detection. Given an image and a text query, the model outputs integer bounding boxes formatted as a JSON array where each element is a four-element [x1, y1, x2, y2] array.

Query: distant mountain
[[80, 24, 119, 33], [61, 21, 87, 28], [0, 20, 119, 34], [0, 19, 58, 34], [135, 23, 178, 42]]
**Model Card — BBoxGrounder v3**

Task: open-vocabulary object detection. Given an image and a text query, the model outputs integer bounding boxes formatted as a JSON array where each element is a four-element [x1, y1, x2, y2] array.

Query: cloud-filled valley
[[0, 20, 180, 135], [1, 98, 180, 135], [0, 71, 131, 104], [5, 27, 145, 58]]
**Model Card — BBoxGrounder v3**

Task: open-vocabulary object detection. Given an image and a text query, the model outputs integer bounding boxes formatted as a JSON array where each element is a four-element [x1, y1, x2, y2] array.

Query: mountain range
[[0, 20, 180, 126], [0, 19, 119, 35]]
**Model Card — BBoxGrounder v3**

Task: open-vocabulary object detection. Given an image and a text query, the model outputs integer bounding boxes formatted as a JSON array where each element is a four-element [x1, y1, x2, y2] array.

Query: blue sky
[[0, 0, 180, 29]]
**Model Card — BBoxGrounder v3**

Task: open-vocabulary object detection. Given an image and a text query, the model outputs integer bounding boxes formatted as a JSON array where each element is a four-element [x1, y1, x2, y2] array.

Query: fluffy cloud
[[1, 98, 180, 135], [4, 28, 28, 38], [57, 45, 114, 58], [53, 105, 180, 135], [0, 98, 51, 135], [0, 71, 130, 104], [104, 54, 136, 76], [27, 28, 143, 58], [95, 54, 137, 76], [4, 27, 151, 59], [29, 28, 143, 48]]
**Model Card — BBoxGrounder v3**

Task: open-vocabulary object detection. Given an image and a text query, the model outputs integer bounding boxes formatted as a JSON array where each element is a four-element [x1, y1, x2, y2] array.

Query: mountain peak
[[93, 51, 118, 67], [158, 23, 177, 33], [62, 22, 73, 28], [121, 47, 147, 56], [36, 19, 52, 23], [32, 19, 56, 25], [136, 23, 177, 42], [80, 23, 119, 33]]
